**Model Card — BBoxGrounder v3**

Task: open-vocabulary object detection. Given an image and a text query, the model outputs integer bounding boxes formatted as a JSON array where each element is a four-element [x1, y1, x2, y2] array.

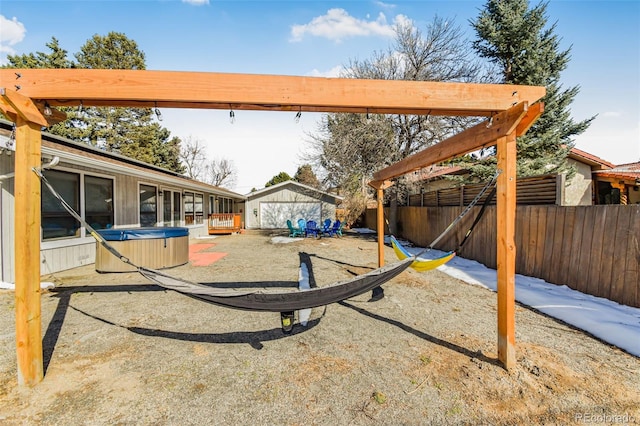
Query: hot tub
[[95, 227, 189, 273]]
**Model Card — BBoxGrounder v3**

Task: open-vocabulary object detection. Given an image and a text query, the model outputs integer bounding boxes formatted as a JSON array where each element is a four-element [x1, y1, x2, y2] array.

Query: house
[[593, 162, 640, 205], [0, 119, 246, 283], [244, 180, 343, 229]]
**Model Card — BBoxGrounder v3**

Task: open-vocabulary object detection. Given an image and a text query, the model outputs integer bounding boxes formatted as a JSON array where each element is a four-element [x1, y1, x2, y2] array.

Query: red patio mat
[[189, 243, 227, 267]]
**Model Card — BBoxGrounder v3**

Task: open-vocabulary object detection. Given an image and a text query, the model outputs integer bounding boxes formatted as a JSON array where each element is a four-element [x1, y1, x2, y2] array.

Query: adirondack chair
[[328, 220, 343, 237], [321, 219, 332, 236], [305, 220, 321, 238], [286, 219, 304, 238], [297, 219, 307, 235]]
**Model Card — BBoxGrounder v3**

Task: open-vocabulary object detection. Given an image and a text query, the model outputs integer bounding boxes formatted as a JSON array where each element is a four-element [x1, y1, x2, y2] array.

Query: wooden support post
[[611, 182, 628, 205], [496, 131, 517, 369], [377, 186, 385, 268], [14, 117, 44, 386]]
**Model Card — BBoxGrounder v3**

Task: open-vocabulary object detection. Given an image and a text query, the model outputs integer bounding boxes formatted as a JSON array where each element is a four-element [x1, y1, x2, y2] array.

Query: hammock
[[34, 166, 414, 313], [390, 236, 455, 272], [139, 259, 413, 312]]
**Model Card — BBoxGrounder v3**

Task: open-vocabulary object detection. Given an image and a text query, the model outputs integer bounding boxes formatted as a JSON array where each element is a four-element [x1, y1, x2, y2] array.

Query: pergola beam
[[372, 102, 530, 183], [1, 88, 48, 127], [1, 69, 545, 117]]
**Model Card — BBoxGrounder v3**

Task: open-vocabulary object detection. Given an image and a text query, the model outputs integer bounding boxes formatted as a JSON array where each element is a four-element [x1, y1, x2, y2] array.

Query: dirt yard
[[1, 231, 638, 425]]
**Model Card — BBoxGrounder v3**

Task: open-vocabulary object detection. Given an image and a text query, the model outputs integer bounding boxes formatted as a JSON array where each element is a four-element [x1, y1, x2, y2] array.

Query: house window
[[217, 197, 233, 213], [85, 175, 113, 230], [173, 192, 182, 224], [161, 190, 182, 226], [184, 191, 203, 225], [41, 170, 80, 240], [140, 184, 157, 227]]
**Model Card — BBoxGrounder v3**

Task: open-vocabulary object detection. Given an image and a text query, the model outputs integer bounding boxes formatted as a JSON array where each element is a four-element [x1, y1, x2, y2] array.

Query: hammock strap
[[33, 167, 135, 267], [454, 184, 497, 252]]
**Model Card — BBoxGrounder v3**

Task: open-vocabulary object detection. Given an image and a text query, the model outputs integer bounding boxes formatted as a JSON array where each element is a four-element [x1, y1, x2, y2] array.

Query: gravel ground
[[1, 230, 639, 425]]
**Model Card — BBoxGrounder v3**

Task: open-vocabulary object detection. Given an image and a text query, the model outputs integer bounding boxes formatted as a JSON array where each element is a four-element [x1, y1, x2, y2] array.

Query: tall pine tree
[[2, 33, 185, 174], [470, 0, 594, 179]]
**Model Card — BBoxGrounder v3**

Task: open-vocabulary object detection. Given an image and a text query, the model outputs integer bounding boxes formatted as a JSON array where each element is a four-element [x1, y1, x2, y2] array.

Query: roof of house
[[0, 119, 246, 199], [568, 147, 615, 170], [594, 161, 640, 184], [247, 179, 343, 201]]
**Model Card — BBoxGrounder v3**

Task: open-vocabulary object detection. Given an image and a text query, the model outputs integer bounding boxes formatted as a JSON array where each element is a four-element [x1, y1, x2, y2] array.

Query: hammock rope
[[33, 166, 414, 313]]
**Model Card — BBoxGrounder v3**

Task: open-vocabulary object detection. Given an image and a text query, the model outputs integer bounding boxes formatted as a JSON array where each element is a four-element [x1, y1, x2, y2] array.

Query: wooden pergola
[[0, 69, 544, 386]]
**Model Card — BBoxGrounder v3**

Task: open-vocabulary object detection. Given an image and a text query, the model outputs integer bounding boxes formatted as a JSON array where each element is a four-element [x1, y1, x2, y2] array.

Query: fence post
[[556, 173, 566, 206]]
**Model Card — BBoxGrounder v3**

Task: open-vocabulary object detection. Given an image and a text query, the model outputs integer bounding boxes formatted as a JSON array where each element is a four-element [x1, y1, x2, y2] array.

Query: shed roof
[[247, 180, 343, 202]]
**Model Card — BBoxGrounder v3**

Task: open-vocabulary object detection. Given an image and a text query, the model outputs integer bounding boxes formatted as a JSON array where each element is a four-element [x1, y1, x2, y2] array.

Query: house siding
[[565, 159, 593, 205]]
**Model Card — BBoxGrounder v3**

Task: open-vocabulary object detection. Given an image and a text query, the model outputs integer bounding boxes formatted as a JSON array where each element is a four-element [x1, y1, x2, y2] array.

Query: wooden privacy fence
[[408, 174, 563, 207], [365, 204, 640, 308]]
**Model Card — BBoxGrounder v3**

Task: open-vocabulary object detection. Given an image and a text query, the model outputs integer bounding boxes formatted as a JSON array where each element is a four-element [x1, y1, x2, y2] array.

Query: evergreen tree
[[470, 0, 594, 179], [3, 37, 72, 68], [265, 172, 292, 187], [3, 33, 185, 174], [293, 164, 320, 188]]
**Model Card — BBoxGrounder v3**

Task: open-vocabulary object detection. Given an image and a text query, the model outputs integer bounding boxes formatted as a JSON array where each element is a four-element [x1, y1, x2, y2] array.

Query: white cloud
[[602, 111, 622, 118], [306, 65, 345, 78], [181, 0, 209, 5], [0, 15, 26, 64], [375, 1, 397, 11], [290, 8, 410, 43]]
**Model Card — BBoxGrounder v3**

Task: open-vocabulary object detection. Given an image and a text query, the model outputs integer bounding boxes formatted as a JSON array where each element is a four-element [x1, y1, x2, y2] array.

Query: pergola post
[[496, 131, 517, 369], [376, 186, 385, 268], [14, 118, 44, 385]]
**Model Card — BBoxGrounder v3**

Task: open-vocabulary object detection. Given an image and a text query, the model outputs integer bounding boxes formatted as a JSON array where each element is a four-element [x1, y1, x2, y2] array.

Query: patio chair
[[305, 220, 321, 238], [297, 219, 307, 235], [286, 219, 304, 238], [328, 220, 343, 237], [321, 219, 332, 236]]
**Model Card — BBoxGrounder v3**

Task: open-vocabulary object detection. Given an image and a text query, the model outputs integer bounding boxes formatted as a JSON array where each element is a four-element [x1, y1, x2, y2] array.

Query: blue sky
[[1, 1, 638, 193]]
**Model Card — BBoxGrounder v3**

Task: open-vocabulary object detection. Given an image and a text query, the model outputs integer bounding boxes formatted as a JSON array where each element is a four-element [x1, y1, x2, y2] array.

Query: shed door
[[260, 202, 321, 229]]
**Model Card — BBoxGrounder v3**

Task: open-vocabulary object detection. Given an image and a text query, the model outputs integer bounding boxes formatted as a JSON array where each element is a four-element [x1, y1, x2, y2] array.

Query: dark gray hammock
[[34, 166, 414, 313], [138, 260, 412, 312]]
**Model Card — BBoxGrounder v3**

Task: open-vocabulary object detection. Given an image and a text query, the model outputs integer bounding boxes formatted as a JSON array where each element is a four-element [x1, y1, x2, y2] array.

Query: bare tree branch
[[179, 136, 208, 180]]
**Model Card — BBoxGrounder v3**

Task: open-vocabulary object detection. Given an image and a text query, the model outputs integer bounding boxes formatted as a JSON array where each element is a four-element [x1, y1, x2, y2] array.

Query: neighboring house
[[593, 162, 640, 205], [245, 180, 343, 229], [410, 148, 636, 206], [0, 119, 245, 283], [566, 148, 615, 205]]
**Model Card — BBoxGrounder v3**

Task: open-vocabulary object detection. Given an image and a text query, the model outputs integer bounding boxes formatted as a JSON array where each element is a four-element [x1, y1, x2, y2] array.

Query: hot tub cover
[[96, 227, 189, 241]]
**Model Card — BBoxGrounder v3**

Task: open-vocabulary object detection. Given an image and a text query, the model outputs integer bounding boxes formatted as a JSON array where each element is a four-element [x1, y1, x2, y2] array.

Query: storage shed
[[245, 180, 342, 229]]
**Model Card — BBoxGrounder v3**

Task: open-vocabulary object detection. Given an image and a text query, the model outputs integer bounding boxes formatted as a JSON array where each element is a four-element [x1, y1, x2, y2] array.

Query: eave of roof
[[568, 147, 615, 170], [247, 180, 343, 201], [0, 118, 246, 199]]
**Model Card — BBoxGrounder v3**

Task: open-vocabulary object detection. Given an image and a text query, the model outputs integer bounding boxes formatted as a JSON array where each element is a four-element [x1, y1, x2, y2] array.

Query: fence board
[[542, 207, 558, 283], [590, 208, 618, 298], [533, 208, 547, 278], [545, 206, 566, 283], [586, 207, 606, 297], [623, 207, 640, 307], [566, 208, 585, 292], [558, 207, 575, 286]]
